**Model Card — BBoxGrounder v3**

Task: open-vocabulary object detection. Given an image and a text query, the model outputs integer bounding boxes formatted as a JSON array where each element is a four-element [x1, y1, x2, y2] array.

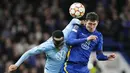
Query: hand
[[87, 35, 98, 41], [108, 53, 116, 61], [81, 20, 86, 25], [8, 64, 18, 72]]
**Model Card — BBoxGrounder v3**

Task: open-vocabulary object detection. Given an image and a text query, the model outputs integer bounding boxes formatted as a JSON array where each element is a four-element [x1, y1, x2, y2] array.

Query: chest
[[77, 31, 99, 50], [46, 46, 68, 61]]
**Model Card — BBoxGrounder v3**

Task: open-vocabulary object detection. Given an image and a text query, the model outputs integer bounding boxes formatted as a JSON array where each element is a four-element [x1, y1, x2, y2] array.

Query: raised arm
[[15, 45, 46, 66], [62, 18, 81, 40], [46, 18, 81, 42], [66, 25, 87, 45]]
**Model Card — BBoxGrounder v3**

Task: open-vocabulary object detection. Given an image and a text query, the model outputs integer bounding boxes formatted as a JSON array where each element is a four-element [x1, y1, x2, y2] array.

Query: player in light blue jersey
[[8, 18, 82, 73]]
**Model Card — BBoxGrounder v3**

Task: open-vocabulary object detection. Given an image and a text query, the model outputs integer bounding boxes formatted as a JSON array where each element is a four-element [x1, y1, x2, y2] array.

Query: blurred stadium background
[[0, 0, 130, 73]]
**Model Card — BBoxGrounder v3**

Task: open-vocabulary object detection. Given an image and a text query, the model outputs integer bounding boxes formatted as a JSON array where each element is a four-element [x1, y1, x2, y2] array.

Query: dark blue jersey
[[66, 25, 108, 66]]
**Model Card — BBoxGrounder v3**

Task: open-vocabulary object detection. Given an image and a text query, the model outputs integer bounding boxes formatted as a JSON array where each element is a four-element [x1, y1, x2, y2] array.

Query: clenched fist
[[8, 65, 18, 72], [87, 35, 98, 41], [108, 53, 116, 61]]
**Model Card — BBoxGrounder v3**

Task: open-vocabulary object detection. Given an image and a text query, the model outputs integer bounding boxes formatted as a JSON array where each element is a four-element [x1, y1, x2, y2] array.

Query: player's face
[[53, 37, 64, 49], [85, 20, 98, 32]]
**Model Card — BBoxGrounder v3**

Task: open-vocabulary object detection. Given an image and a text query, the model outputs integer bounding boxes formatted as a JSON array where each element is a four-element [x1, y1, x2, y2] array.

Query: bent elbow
[[97, 56, 102, 60], [66, 39, 74, 45]]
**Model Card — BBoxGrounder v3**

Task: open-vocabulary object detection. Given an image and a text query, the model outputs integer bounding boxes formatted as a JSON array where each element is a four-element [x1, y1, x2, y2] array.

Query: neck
[[56, 47, 60, 51]]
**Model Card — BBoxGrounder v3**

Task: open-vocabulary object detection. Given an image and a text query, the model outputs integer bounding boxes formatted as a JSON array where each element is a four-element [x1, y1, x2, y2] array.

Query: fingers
[[81, 20, 87, 25], [91, 35, 98, 40], [81, 20, 85, 25], [8, 66, 13, 72], [8, 65, 17, 72], [87, 35, 98, 41], [110, 53, 116, 58], [108, 53, 116, 61]]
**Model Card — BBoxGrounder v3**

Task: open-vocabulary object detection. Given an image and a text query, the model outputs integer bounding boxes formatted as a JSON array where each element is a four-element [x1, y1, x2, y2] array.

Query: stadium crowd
[[0, 0, 130, 73]]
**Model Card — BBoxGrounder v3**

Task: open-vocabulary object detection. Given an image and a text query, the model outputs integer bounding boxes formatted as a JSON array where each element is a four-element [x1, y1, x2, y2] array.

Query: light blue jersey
[[15, 18, 81, 73], [44, 41, 68, 73]]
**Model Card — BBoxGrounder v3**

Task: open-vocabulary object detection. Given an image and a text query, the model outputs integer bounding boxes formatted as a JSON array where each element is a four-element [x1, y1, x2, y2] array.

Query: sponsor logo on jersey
[[55, 50, 66, 60], [81, 41, 90, 50]]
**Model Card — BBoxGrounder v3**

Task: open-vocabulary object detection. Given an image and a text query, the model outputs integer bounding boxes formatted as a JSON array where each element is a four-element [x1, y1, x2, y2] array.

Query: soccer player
[[62, 12, 116, 73], [8, 18, 82, 73]]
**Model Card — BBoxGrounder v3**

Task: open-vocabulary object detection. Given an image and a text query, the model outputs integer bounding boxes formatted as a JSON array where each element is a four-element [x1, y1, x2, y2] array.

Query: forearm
[[62, 18, 81, 40], [15, 46, 42, 66], [66, 27, 87, 45], [67, 38, 87, 45], [96, 51, 108, 61], [15, 51, 31, 66]]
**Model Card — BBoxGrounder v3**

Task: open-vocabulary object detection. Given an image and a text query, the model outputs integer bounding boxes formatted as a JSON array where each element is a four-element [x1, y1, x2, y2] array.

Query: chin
[[87, 28, 95, 32], [90, 31, 94, 32], [89, 30, 94, 32]]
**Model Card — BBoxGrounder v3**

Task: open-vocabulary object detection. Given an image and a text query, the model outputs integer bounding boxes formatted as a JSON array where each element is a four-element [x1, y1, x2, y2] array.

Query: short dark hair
[[86, 12, 99, 21], [52, 30, 64, 38]]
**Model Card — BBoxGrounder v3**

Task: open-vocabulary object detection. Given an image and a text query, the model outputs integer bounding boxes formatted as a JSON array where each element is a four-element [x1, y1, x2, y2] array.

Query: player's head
[[52, 30, 64, 48], [84, 12, 99, 32]]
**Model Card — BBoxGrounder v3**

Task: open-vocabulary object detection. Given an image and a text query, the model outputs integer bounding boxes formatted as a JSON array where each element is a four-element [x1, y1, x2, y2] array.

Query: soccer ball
[[69, 2, 85, 18]]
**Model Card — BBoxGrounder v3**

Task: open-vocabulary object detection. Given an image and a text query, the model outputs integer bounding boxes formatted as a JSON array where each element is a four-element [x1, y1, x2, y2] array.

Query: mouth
[[88, 28, 95, 32]]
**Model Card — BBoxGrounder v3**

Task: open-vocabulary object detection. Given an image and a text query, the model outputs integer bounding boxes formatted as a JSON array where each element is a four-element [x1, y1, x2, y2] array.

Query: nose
[[90, 24, 94, 28]]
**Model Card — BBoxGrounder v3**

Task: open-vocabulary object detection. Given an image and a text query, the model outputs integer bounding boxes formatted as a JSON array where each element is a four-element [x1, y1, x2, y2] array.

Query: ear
[[97, 21, 99, 23]]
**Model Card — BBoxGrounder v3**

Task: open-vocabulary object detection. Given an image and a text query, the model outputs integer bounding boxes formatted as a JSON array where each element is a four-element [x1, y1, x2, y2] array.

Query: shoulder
[[39, 41, 54, 50], [95, 30, 103, 37], [71, 18, 81, 24]]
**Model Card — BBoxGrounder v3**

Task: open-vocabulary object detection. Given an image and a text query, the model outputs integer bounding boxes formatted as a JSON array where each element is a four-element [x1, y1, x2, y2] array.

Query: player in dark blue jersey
[[62, 12, 116, 73]]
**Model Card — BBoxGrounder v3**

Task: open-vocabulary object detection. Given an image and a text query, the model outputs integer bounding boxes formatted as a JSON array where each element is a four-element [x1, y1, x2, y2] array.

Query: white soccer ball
[[69, 2, 85, 18]]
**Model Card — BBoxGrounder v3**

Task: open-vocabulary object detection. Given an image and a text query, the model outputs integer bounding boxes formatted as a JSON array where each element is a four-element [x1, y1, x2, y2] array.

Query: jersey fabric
[[15, 18, 81, 73], [62, 25, 107, 73]]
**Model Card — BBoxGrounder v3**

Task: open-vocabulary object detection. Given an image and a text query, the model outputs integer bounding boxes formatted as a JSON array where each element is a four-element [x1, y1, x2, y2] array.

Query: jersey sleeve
[[15, 42, 51, 67], [66, 25, 87, 45], [96, 33, 103, 51], [96, 33, 108, 60], [62, 18, 81, 40], [42, 18, 81, 43]]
